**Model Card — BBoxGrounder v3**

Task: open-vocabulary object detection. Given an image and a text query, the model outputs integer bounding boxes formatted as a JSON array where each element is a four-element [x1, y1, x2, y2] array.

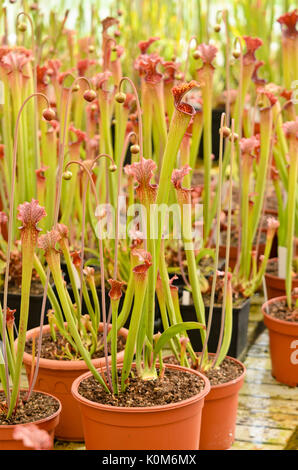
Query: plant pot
[[71, 363, 210, 450], [0, 390, 61, 450], [0, 290, 50, 332], [218, 244, 238, 270], [262, 295, 298, 387], [199, 354, 246, 450], [180, 297, 251, 358], [219, 241, 267, 270], [264, 258, 298, 299], [65, 285, 163, 333], [21, 323, 128, 441], [199, 107, 225, 161]]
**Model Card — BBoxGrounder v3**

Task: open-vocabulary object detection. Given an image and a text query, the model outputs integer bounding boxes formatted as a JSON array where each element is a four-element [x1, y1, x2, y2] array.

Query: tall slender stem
[[2, 93, 50, 408]]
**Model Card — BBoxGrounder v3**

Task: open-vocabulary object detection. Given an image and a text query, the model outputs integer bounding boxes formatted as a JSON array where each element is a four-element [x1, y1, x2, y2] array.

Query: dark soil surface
[[202, 286, 246, 308], [25, 331, 126, 361], [164, 355, 244, 386], [266, 258, 298, 278], [165, 247, 217, 277], [201, 356, 244, 385], [1, 280, 45, 297], [0, 391, 59, 425], [78, 367, 206, 407], [267, 299, 298, 323]]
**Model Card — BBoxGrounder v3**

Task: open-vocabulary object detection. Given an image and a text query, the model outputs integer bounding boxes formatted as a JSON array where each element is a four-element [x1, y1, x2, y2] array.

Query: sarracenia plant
[[0, 91, 55, 417], [42, 79, 207, 395], [283, 119, 298, 307], [277, 10, 298, 91]]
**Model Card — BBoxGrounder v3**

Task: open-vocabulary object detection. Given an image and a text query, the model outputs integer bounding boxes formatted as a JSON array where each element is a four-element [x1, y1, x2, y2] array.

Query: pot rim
[[180, 295, 251, 311], [20, 323, 128, 371], [198, 353, 246, 391], [265, 258, 298, 282], [262, 294, 298, 328], [71, 363, 210, 414], [0, 389, 62, 430], [163, 353, 246, 391]]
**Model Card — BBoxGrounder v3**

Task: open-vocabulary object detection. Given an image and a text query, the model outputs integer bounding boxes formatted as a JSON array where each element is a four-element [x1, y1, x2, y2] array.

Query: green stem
[[8, 241, 34, 417], [110, 298, 119, 394], [286, 138, 298, 307], [121, 273, 148, 391]]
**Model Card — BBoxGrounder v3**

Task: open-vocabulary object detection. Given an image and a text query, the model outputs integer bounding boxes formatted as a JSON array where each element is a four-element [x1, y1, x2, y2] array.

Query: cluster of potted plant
[[0, 1, 297, 451]]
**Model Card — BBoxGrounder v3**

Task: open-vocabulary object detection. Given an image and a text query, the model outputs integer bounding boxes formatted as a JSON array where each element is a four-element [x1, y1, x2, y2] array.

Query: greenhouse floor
[[19, 295, 297, 451], [233, 307, 298, 450]]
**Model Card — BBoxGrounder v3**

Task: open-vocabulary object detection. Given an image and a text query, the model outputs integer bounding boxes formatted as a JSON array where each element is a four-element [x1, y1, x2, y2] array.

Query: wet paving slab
[[232, 305, 298, 450]]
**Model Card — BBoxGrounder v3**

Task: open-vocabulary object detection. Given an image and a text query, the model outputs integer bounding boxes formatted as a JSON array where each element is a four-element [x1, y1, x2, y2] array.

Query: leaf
[[153, 321, 205, 363], [195, 248, 215, 264], [0, 259, 6, 275]]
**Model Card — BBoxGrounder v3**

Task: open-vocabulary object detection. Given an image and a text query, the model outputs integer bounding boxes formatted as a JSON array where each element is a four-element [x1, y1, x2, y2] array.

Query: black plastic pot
[[64, 285, 162, 333], [198, 107, 225, 161], [0, 290, 50, 333], [180, 296, 251, 358]]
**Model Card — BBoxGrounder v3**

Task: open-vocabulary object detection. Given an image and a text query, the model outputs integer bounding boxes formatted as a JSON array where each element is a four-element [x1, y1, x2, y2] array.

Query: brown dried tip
[[115, 92, 126, 103], [6, 307, 16, 326], [132, 249, 152, 270], [130, 144, 140, 154], [221, 126, 231, 138], [42, 108, 56, 121], [192, 50, 200, 60], [70, 250, 82, 267], [35, 165, 49, 182], [18, 22, 27, 32], [232, 49, 240, 59], [109, 164, 117, 172], [108, 279, 125, 300], [172, 81, 200, 115], [83, 89, 97, 102]]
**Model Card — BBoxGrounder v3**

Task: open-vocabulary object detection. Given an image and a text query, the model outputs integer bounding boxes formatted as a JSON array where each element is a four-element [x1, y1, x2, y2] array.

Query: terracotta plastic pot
[[21, 323, 128, 441], [219, 242, 266, 270], [0, 390, 61, 450], [71, 363, 210, 450], [199, 354, 246, 450], [262, 295, 298, 387], [264, 258, 298, 299]]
